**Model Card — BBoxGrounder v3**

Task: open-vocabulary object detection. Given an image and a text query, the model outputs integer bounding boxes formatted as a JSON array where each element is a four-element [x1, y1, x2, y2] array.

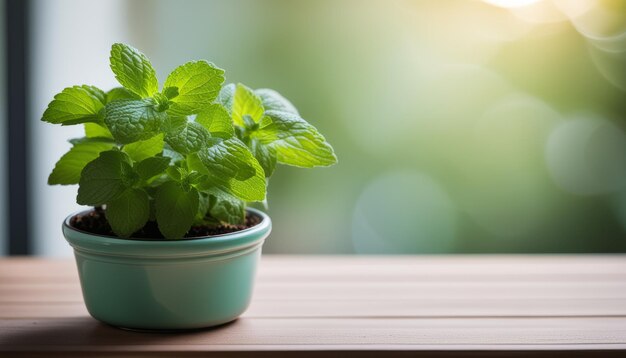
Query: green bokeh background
[[61, 0, 626, 253]]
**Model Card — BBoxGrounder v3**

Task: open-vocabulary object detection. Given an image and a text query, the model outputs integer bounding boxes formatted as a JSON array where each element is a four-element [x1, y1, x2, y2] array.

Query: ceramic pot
[[62, 208, 271, 330]]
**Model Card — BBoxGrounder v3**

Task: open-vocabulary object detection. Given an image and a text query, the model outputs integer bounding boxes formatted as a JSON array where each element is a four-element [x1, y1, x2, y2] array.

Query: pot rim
[[62, 207, 271, 259]]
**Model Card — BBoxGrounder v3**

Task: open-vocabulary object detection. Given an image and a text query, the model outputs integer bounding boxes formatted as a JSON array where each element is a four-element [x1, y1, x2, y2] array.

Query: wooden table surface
[[0, 255, 625, 357]]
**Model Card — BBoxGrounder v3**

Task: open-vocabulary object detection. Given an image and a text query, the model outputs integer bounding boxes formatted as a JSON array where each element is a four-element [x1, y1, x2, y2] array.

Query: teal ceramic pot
[[62, 208, 271, 330]]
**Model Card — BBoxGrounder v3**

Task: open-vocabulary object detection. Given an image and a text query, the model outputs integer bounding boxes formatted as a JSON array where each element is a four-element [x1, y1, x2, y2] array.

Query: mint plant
[[43, 43, 337, 239]]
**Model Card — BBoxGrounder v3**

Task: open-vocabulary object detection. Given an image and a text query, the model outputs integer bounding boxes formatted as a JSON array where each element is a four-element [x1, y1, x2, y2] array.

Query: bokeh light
[[352, 171, 457, 254], [457, 95, 562, 238], [508, 0, 569, 24], [28, 0, 626, 255], [546, 115, 626, 196]]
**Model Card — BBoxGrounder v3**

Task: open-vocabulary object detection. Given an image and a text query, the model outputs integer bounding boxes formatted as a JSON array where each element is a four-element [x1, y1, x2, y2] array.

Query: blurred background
[[2, 0, 625, 256]]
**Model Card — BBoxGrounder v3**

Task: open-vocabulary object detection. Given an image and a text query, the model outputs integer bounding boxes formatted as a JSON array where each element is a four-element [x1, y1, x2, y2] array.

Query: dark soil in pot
[[70, 207, 262, 240]]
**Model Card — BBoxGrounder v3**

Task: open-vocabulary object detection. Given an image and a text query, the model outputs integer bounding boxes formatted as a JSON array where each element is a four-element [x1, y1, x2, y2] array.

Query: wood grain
[[0, 256, 625, 357]]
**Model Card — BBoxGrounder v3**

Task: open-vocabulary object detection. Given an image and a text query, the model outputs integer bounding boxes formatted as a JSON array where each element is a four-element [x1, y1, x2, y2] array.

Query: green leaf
[[68, 136, 115, 145], [216, 83, 235, 112], [152, 92, 170, 112], [77, 150, 136, 206], [84, 123, 113, 139], [106, 87, 140, 102], [195, 192, 211, 223], [258, 115, 273, 129], [164, 60, 225, 116], [166, 166, 185, 182], [232, 83, 264, 126], [155, 181, 199, 239], [160, 115, 187, 132], [48, 141, 115, 185], [105, 188, 150, 238], [253, 110, 337, 168], [42, 85, 105, 125], [250, 138, 276, 177], [165, 121, 211, 155], [162, 86, 179, 99], [104, 99, 166, 144], [228, 158, 266, 201], [162, 143, 185, 163], [186, 154, 209, 177], [187, 171, 203, 185], [255, 88, 299, 114], [83, 86, 106, 103], [123, 133, 164, 162], [196, 138, 266, 201], [135, 156, 170, 180], [208, 188, 245, 225], [198, 138, 256, 181], [110, 43, 159, 98], [195, 103, 234, 139]]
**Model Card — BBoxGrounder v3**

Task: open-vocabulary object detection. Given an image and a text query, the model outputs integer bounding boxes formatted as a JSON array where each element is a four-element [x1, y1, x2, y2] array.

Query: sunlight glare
[[483, 0, 542, 8]]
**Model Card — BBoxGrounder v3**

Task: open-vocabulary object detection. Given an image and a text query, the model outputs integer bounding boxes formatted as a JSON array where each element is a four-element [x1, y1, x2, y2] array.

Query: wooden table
[[1, 256, 625, 357]]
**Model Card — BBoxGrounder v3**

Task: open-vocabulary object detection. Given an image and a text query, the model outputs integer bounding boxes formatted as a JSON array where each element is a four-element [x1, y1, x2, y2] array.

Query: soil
[[70, 207, 262, 240]]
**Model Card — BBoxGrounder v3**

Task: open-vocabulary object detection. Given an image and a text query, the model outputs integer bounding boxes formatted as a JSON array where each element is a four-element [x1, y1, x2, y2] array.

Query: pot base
[[63, 208, 272, 330], [110, 318, 238, 333]]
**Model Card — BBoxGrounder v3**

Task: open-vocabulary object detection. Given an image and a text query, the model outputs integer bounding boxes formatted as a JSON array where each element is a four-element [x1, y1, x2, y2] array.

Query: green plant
[[43, 43, 337, 239]]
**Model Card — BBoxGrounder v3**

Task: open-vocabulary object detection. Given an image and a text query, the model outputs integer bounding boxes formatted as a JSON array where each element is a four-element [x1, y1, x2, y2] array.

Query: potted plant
[[42, 43, 337, 330]]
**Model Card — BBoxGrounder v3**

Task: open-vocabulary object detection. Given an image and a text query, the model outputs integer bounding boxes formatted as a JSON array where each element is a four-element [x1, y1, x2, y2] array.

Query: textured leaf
[[226, 158, 266, 202], [195, 103, 234, 139], [109, 43, 159, 98], [232, 83, 264, 126], [196, 138, 266, 201], [258, 115, 273, 129], [197, 138, 256, 181], [216, 83, 235, 112], [164, 60, 225, 116], [250, 138, 276, 177], [48, 141, 115, 185], [159, 115, 186, 132], [106, 87, 140, 102], [104, 99, 166, 144], [123, 133, 164, 162], [135, 156, 170, 180], [253, 110, 337, 168], [162, 86, 179, 99], [84, 123, 113, 139], [208, 188, 245, 225], [42, 85, 105, 125], [155, 181, 199, 239], [105, 188, 150, 238], [255, 88, 299, 114], [165, 121, 211, 155], [77, 150, 136, 206]]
